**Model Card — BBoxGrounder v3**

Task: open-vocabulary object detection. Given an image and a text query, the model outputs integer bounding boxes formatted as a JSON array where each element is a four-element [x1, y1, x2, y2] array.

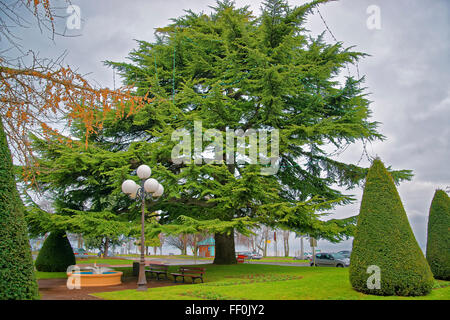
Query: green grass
[[35, 271, 68, 280], [257, 257, 308, 264], [76, 258, 134, 265], [92, 264, 450, 300]]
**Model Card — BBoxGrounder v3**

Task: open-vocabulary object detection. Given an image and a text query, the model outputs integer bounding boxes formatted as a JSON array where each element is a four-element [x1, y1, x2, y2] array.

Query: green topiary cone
[[35, 230, 76, 272], [426, 189, 450, 280], [0, 117, 39, 300], [349, 159, 434, 296]]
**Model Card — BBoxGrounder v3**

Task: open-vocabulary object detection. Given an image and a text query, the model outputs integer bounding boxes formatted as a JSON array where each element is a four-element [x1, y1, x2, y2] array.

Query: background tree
[[158, 233, 165, 255], [186, 233, 210, 257], [282, 229, 291, 257], [426, 189, 450, 280], [165, 235, 189, 255], [349, 159, 434, 296], [22, 128, 147, 257]]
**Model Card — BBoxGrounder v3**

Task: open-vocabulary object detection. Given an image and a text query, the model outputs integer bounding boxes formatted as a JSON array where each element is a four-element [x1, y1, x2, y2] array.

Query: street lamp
[[121, 165, 164, 291]]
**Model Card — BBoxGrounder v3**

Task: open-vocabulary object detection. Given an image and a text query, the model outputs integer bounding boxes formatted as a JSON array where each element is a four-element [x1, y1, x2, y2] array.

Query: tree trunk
[[284, 238, 289, 257], [263, 229, 268, 257], [77, 234, 83, 248], [213, 231, 237, 264], [182, 234, 188, 255], [193, 234, 198, 257], [300, 235, 304, 259], [103, 237, 109, 257], [283, 231, 290, 257]]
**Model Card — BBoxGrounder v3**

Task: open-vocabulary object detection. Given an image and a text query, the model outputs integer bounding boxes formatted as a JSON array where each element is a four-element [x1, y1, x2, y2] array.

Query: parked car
[[309, 252, 350, 267], [294, 252, 312, 260], [338, 250, 351, 258], [249, 252, 263, 260], [236, 251, 262, 260], [73, 248, 88, 258]]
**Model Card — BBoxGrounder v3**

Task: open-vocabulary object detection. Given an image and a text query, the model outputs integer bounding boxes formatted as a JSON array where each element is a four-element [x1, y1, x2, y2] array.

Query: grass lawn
[[35, 271, 67, 280], [92, 264, 450, 300], [76, 258, 134, 265], [257, 257, 309, 264]]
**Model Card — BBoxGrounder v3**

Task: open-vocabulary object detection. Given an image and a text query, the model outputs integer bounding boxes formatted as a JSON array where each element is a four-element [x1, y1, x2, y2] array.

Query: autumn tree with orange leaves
[[0, 0, 147, 299]]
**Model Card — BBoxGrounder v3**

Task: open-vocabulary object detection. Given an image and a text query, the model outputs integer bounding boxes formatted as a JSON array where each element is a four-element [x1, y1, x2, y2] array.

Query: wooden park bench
[[145, 264, 169, 280], [170, 266, 206, 284]]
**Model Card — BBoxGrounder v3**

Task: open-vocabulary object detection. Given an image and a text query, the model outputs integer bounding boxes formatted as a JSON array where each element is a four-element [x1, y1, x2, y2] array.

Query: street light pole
[[137, 179, 147, 291], [122, 165, 164, 292]]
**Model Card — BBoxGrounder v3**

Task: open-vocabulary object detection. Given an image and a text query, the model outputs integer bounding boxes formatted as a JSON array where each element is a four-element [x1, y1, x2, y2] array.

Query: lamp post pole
[[137, 180, 147, 291], [122, 165, 164, 292]]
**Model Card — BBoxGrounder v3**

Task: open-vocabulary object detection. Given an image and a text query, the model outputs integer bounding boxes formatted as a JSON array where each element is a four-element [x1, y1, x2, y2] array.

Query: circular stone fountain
[[67, 265, 123, 287]]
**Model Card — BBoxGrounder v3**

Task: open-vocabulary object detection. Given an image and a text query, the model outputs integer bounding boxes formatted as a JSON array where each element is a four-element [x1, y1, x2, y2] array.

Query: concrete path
[[77, 258, 212, 268], [130, 257, 212, 266]]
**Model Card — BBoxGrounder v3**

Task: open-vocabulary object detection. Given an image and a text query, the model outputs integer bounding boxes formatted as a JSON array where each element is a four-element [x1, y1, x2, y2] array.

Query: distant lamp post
[[121, 165, 164, 291]]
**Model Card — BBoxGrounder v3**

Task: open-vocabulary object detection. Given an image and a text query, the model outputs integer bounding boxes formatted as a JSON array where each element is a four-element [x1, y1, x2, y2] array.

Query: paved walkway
[[78, 257, 212, 268], [78, 258, 310, 268], [131, 257, 212, 266]]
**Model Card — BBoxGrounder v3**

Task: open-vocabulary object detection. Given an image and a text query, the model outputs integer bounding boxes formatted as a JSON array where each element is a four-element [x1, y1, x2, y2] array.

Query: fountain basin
[[67, 270, 123, 287]]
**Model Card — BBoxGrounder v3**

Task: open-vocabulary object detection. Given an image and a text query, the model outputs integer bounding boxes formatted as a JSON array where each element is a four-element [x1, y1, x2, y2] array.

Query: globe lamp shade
[[130, 187, 141, 199], [144, 178, 159, 193], [153, 184, 164, 197], [136, 165, 151, 179], [122, 180, 138, 194]]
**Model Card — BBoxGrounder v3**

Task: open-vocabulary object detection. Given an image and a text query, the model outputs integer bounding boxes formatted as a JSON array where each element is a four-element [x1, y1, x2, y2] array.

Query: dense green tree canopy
[[25, 0, 412, 264]]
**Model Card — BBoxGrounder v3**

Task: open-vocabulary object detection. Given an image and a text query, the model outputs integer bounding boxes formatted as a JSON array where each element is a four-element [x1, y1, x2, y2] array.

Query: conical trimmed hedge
[[349, 159, 434, 296], [35, 231, 76, 272], [426, 190, 450, 280], [0, 118, 39, 300]]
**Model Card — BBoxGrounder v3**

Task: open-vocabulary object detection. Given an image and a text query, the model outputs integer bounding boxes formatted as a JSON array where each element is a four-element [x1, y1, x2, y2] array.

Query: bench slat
[[170, 266, 206, 284]]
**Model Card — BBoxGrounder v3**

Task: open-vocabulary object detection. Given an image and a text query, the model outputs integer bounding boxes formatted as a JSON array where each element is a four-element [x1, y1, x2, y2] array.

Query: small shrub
[[426, 190, 450, 280], [35, 230, 76, 272]]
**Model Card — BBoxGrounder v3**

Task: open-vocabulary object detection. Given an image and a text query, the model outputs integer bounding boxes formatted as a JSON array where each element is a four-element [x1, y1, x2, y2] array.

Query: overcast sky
[[6, 0, 449, 254]]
